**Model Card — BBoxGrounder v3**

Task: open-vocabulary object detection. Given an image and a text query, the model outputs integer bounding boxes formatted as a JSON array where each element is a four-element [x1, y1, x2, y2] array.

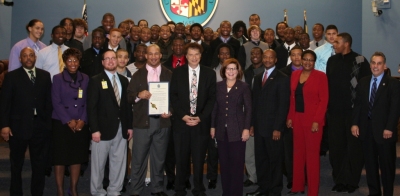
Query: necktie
[[58, 46, 65, 73], [252, 41, 260, 46], [368, 78, 377, 118], [28, 70, 35, 84], [316, 42, 319, 47], [33, 43, 40, 53], [262, 70, 268, 86], [175, 59, 181, 69], [287, 46, 291, 55], [112, 75, 121, 106], [190, 70, 198, 115], [152, 68, 158, 82], [331, 46, 335, 56]]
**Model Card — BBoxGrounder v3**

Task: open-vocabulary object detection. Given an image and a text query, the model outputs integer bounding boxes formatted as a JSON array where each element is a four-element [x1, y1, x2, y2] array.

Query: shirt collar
[[23, 66, 36, 77], [191, 39, 202, 44], [146, 64, 161, 75]]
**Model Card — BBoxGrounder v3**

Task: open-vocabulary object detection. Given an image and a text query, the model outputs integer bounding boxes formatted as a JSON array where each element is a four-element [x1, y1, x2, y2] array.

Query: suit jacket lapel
[[262, 68, 277, 90]]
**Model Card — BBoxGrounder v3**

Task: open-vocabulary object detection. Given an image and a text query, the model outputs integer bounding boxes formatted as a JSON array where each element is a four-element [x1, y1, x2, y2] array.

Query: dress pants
[[206, 137, 218, 181], [245, 136, 257, 183], [173, 125, 208, 196], [254, 131, 284, 196], [292, 113, 323, 196], [130, 117, 169, 194], [90, 124, 127, 196], [9, 131, 47, 196], [282, 127, 293, 185], [363, 120, 396, 196], [218, 131, 246, 196], [328, 113, 364, 188]]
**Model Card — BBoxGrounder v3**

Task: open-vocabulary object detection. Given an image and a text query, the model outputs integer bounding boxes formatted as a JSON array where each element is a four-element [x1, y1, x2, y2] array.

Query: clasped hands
[[67, 119, 84, 132], [182, 115, 200, 126]]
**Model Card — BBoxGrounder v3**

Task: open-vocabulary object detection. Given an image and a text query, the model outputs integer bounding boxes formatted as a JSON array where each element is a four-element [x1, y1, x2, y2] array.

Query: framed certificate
[[148, 82, 169, 115]]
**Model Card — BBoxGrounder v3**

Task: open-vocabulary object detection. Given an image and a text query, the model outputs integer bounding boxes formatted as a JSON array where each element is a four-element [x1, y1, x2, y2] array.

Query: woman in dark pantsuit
[[211, 58, 252, 196], [52, 48, 90, 196]]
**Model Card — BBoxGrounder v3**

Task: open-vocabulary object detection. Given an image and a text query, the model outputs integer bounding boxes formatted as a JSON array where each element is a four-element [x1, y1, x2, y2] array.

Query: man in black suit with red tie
[[247, 49, 290, 196], [210, 20, 240, 59], [0, 47, 52, 196], [351, 52, 399, 196], [170, 43, 216, 196]]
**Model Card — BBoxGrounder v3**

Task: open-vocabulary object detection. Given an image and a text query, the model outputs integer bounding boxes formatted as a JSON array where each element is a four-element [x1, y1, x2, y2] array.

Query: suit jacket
[[163, 54, 187, 72], [210, 36, 241, 59], [211, 79, 252, 142], [87, 71, 132, 140], [352, 74, 400, 144], [51, 70, 89, 124], [126, 41, 139, 64], [0, 67, 52, 139], [252, 67, 290, 137], [80, 47, 106, 78], [287, 70, 329, 127], [275, 43, 298, 70], [127, 65, 172, 129], [170, 64, 216, 135]]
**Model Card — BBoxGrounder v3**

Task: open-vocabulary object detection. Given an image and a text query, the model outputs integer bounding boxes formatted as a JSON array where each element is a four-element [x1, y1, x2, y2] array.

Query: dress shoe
[[45, 167, 52, 177], [246, 191, 267, 196], [346, 185, 358, 193], [287, 191, 304, 195], [208, 179, 217, 189], [185, 180, 191, 190], [331, 184, 345, 192], [151, 192, 168, 196], [166, 180, 175, 190], [243, 179, 255, 187], [286, 182, 293, 189]]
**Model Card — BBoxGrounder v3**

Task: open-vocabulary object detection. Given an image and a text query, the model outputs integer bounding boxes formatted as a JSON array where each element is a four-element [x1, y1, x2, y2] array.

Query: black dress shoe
[[185, 180, 191, 190], [130, 195, 139, 196], [286, 182, 293, 189], [166, 180, 175, 190], [151, 192, 168, 196], [208, 179, 217, 189], [246, 191, 267, 196], [331, 184, 344, 192], [345, 184, 358, 193], [287, 191, 304, 195], [243, 179, 255, 187]]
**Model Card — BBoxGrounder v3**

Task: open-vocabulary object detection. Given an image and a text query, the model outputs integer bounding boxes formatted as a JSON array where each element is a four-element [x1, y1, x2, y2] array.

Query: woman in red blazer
[[286, 50, 328, 196]]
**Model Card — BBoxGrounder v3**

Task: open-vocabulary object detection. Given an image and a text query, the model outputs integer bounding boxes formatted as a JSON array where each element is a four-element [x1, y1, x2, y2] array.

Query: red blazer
[[287, 69, 328, 127]]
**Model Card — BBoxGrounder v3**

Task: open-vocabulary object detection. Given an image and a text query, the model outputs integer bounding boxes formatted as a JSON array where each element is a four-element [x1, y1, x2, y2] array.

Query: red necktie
[[262, 71, 268, 86]]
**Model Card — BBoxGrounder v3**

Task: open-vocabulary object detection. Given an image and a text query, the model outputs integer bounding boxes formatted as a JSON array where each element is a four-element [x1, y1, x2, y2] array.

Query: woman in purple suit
[[51, 48, 89, 196], [210, 58, 252, 196]]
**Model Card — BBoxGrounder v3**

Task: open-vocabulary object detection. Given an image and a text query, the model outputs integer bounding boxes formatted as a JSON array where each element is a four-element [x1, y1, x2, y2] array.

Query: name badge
[[102, 80, 108, 89], [78, 88, 83, 98]]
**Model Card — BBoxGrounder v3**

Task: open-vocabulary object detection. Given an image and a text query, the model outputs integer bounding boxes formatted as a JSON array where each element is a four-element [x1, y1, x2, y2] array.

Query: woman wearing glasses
[[51, 48, 90, 196], [210, 58, 252, 196], [286, 50, 328, 196]]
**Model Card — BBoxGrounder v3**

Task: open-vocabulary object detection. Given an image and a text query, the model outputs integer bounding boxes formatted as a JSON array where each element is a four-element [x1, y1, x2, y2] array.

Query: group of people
[[1, 11, 398, 196]]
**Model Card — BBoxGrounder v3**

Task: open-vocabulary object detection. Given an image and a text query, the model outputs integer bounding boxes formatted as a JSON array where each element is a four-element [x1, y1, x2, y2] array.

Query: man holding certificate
[[127, 44, 172, 196]]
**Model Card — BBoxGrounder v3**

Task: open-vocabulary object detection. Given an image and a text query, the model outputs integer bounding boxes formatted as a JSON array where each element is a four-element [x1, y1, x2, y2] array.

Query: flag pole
[[284, 9, 288, 24], [304, 10, 308, 33]]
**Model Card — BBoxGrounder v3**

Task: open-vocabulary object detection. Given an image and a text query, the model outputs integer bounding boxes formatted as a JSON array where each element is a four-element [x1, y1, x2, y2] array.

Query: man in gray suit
[[127, 44, 172, 196]]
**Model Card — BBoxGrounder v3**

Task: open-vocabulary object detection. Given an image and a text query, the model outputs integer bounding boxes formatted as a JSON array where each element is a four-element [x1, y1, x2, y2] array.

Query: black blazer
[[127, 66, 172, 128], [252, 67, 290, 137], [275, 43, 298, 70], [352, 74, 400, 144], [80, 47, 106, 78], [0, 67, 52, 139], [170, 64, 216, 135], [87, 71, 133, 140], [210, 36, 241, 59]]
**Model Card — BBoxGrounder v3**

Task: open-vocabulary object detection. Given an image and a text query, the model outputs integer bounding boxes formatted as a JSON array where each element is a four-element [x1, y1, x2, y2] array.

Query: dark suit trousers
[[282, 127, 293, 184], [328, 113, 364, 187], [218, 131, 245, 196], [9, 128, 47, 195], [173, 126, 208, 196], [206, 137, 218, 181], [363, 120, 396, 196], [254, 132, 284, 195]]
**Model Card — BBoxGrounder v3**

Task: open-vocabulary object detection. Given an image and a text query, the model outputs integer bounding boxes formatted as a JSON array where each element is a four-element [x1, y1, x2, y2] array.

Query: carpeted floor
[[0, 142, 400, 196]]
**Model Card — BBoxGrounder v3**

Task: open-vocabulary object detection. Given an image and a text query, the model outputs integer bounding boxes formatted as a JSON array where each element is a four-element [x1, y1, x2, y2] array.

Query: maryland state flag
[[304, 10, 308, 33], [171, 0, 207, 18]]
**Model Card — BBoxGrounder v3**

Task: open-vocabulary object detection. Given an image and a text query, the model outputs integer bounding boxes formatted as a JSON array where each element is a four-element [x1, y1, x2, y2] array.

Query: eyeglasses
[[226, 67, 238, 71], [66, 59, 78, 63], [103, 57, 117, 62], [302, 58, 315, 62]]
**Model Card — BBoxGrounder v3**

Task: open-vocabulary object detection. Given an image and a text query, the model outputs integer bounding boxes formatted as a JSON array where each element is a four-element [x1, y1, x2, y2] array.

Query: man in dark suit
[[247, 49, 290, 196], [188, 23, 211, 67], [210, 21, 241, 59], [127, 44, 172, 196], [275, 27, 298, 70], [0, 47, 52, 196], [163, 37, 186, 72], [170, 43, 216, 196], [351, 52, 399, 196], [87, 50, 133, 196], [126, 26, 141, 64], [80, 28, 106, 78]]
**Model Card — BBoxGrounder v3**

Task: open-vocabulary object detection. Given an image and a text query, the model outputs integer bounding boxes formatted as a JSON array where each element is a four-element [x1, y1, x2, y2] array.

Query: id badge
[[102, 80, 108, 89], [78, 88, 83, 98]]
